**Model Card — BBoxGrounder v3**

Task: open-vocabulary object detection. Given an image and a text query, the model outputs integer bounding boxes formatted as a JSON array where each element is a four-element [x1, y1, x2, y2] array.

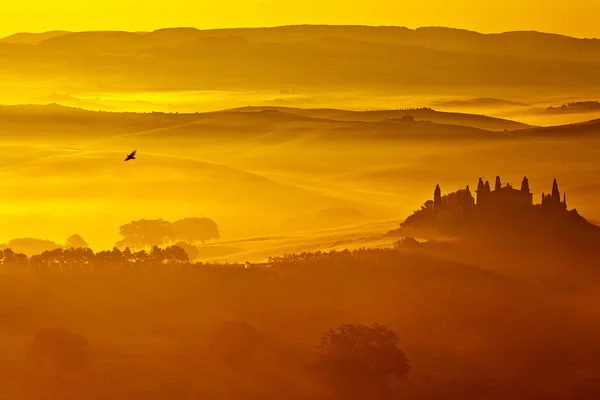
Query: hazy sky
[[1, 0, 599, 38]]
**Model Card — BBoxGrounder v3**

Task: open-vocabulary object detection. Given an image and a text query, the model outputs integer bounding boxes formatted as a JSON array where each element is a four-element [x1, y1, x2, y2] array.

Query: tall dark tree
[[484, 180, 491, 193], [495, 176, 502, 191], [552, 178, 560, 201], [433, 185, 442, 210], [463, 185, 475, 206], [521, 176, 530, 193], [476, 178, 485, 205]]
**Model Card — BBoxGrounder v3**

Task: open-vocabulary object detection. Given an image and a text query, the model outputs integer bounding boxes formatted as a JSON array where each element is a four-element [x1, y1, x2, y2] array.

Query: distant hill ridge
[[2, 25, 600, 91], [0, 103, 534, 132], [4, 103, 600, 140], [1, 25, 598, 44]]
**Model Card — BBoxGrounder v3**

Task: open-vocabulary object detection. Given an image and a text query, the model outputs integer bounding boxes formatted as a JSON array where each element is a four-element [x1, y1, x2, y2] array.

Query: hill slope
[[1, 25, 600, 93], [512, 118, 600, 138], [232, 106, 534, 131]]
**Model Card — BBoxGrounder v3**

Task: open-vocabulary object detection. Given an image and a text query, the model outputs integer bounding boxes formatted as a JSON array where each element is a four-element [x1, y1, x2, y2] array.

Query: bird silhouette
[[125, 150, 136, 161]]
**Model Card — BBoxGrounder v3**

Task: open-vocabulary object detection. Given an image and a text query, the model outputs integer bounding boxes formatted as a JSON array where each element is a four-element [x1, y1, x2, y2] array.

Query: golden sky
[[1, 0, 599, 38]]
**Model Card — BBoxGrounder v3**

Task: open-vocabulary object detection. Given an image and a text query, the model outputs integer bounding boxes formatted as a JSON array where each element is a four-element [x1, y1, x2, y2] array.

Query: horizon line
[[1, 24, 598, 41]]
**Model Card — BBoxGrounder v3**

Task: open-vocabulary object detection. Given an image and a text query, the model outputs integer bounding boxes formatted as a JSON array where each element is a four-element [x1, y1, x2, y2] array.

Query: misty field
[[2, 243, 600, 399]]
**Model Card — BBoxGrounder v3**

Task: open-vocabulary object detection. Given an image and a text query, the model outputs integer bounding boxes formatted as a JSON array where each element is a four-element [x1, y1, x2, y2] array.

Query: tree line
[[0, 217, 221, 261]]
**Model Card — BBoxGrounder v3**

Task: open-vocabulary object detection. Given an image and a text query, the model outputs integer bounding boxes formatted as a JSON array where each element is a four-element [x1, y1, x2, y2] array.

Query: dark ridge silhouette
[[4, 25, 599, 61], [3, 25, 600, 92]]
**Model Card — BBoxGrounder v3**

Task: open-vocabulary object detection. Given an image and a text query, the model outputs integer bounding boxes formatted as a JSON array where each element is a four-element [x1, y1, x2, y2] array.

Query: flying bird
[[125, 150, 136, 161]]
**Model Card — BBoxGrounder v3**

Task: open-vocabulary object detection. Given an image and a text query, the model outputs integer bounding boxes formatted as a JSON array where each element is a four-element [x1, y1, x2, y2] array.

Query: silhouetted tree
[[1, 248, 28, 268], [476, 178, 485, 205], [495, 176, 502, 191], [171, 217, 220, 244], [521, 176, 530, 193], [484, 180, 491, 193], [173, 241, 199, 261], [65, 234, 89, 249], [134, 249, 149, 264], [422, 200, 434, 211], [433, 185, 442, 210], [552, 178, 560, 201], [116, 219, 174, 250], [122, 247, 133, 262], [163, 245, 189, 264], [464, 185, 475, 206], [314, 323, 410, 399]]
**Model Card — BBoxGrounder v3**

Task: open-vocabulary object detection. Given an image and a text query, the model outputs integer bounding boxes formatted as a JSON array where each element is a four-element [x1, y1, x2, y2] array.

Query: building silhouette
[[434, 176, 567, 212]]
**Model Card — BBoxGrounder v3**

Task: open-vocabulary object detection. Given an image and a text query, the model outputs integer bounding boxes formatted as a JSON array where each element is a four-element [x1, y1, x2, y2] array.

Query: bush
[[313, 323, 410, 399]]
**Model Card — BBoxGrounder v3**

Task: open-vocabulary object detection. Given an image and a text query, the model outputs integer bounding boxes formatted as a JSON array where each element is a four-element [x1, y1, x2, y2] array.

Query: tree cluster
[[0, 245, 191, 273], [115, 217, 220, 251]]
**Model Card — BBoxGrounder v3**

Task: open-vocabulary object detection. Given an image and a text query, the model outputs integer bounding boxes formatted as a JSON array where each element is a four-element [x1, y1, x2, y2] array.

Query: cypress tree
[[521, 176, 530, 193], [434, 184, 442, 210], [476, 178, 485, 205], [552, 178, 560, 202], [495, 176, 502, 191]]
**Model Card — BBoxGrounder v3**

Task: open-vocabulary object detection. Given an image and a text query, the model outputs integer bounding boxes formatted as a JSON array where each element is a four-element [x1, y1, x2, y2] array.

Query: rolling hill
[[1, 25, 600, 94], [0, 30, 70, 44], [2, 102, 600, 248], [0, 104, 532, 144], [231, 106, 534, 131], [512, 118, 600, 138]]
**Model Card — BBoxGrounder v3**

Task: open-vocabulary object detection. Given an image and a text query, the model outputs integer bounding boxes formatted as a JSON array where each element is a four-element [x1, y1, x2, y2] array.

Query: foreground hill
[[2, 25, 600, 93]]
